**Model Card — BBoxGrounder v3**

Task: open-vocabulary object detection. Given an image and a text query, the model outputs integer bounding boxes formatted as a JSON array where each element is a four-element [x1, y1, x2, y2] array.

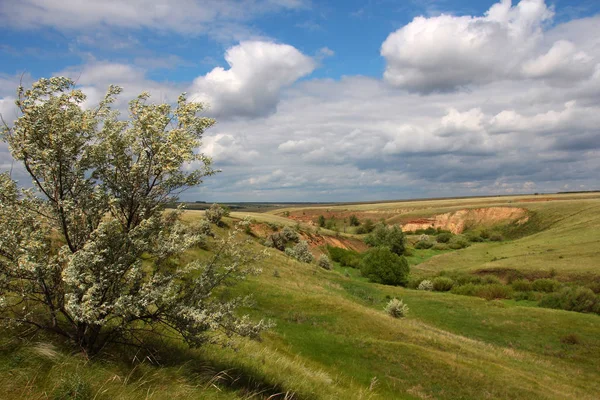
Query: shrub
[[349, 215, 360, 226], [286, 241, 314, 263], [317, 255, 332, 270], [512, 279, 533, 292], [532, 279, 561, 293], [455, 273, 483, 286], [205, 203, 228, 224], [587, 281, 600, 294], [451, 283, 480, 296], [407, 276, 420, 289], [266, 227, 300, 251], [432, 277, 454, 291], [466, 233, 484, 242], [327, 246, 362, 268], [418, 279, 433, 291], [317, 215, 326, 227], [489, 233, 503, 242], [448, 236, 470, 249], [480, 230, 490, 239], [513, 291, 538, 301], [482, 275, 501, 285], [476, 284, 513, 301], [436, 232, 453, 243], [424, 227, 437, 235], [0, 77, 268, 354], [194, 219, 213, 236], [384, 298, 409, 318], [267, 232, 286, 250], [325, 219, 337, 230], [267, 222, 279, 231], [415, 240, 434, 249], [364, 223, 406, 255], [432, 243, 449, 250], [540, 287, 599, 313], [281, 226, 300, 243], [360, 247, 410, 286], [356, 219, 375, 234]]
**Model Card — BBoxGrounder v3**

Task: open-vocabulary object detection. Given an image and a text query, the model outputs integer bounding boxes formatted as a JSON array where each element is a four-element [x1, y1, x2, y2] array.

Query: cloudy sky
[[1, 0, 599, 202]]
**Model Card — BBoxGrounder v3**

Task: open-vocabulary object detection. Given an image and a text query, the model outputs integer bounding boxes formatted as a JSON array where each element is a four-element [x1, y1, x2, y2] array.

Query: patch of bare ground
[[401, 207, 529, 234], [248, 222, 368, 256], [299, 231, 368, 253]]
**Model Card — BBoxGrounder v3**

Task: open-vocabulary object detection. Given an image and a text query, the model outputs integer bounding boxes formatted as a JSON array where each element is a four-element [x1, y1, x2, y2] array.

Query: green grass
[[3, 193, 600, 399], [414, 199, 600, 276]]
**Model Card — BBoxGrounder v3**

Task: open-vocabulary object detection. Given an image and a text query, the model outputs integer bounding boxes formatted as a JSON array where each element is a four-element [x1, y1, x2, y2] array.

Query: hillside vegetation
[[2, 193, 600, 399]]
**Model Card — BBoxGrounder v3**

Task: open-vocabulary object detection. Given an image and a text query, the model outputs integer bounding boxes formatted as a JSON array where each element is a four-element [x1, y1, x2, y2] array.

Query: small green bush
[[451, 283, 479, 296], [513, 291, 539, 301], [539, 287, 599, 313], [317, 215, 326, 227], [448, 236, 470, 249], [415, 240, 434, 249], [349, 215, 360, 226], [452, 273, 483, 286], [466, 233, 484, 242], [436, 232, 453, 243], [476, 284, 513, 301], [364, 223, 406, 255], [432, 277, 454, 292], [480, 230, 490, 239], [512, 279, 533, 292], [587, 281, 600, 294], [356, 219, 375, 234], [360, 247, 410, 286], [406, 276, 422, 289], [432, 243, 449, 250], [418, 279, 433, 291], [482, 275, 501, 285], [532, 279, 561, 293], [325, 219, 337, 230], [384, 298, 409, 318], [327, 246, 362, 268]]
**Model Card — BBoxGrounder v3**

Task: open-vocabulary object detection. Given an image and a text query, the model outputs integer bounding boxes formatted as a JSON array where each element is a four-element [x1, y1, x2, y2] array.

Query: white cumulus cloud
[[380, 0, 599, 92], [190, 41, 316, 118]]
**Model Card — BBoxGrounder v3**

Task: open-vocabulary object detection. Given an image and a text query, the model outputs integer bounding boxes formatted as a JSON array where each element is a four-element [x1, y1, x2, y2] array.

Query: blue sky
[[1, 0, 600, 201]]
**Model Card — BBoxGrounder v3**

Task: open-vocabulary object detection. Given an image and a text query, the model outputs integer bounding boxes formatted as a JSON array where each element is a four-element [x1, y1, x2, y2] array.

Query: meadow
[[2, 193, 599, 399]]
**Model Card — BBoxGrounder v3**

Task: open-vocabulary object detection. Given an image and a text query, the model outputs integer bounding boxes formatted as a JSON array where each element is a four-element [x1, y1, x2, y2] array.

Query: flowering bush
[[0, 77, 269, 354], [384, 298, 409, 318], [317, 255, 332, 270], [418, 280, 434, 291]]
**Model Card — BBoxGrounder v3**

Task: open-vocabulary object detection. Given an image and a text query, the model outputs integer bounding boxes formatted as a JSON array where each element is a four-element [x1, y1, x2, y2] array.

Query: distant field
[[269, 192, 600, 276]]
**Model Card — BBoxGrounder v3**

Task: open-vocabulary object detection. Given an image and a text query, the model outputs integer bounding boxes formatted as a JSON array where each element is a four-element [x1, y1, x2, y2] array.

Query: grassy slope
[[413, 198, 600, 276], [2, 194, 599, 399]]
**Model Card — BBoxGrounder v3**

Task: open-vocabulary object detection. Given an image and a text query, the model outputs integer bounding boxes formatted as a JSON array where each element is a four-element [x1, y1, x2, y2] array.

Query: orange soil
[[249, 222, 368, 256], [401, 207, 528, 234]]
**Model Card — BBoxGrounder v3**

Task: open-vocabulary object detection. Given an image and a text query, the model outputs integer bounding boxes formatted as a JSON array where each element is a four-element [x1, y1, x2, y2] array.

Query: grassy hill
[[2, 193, 599, 399]]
